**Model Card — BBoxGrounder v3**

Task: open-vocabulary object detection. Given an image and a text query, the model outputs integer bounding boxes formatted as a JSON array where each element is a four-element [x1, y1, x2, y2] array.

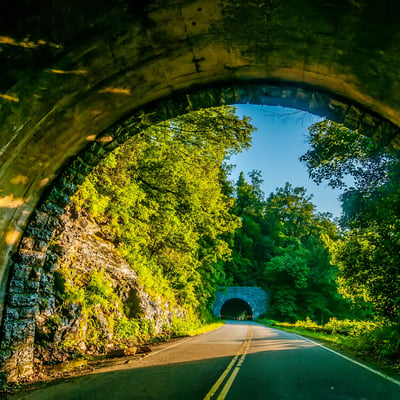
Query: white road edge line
[[140, 337, 194, 360], [289, 330, 400, 387]]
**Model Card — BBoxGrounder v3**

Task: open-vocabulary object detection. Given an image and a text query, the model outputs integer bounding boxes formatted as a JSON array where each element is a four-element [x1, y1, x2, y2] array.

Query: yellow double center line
[[203, 325, 252, 400]]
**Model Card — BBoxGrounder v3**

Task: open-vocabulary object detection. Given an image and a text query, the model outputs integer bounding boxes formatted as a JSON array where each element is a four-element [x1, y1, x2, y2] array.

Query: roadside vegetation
[[51, 106, 253, 352], [258, 317, 400, 372]]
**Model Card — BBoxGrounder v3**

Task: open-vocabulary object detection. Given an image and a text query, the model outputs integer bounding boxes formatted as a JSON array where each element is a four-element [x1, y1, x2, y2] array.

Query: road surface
[[11, 321, 400, 399]]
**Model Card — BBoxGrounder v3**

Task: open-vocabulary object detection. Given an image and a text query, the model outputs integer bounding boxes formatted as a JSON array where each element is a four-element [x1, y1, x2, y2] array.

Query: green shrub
[[114, 317, 141, 341]]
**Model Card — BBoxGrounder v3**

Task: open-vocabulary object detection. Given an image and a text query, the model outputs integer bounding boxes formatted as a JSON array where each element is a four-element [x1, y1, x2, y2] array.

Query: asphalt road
[[11, 321, 400, 399]]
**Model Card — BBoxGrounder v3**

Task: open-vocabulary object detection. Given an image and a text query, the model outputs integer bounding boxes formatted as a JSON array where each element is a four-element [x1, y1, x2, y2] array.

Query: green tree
[[224, 172, 345, 322], [262, 183, 343, 322], [73, 106, 254, 317], [300, 119, 400, 320]]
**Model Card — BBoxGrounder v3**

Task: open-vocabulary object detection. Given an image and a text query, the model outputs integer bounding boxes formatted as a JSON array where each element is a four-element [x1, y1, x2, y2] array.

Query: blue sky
[[229, 104, 344, 218]]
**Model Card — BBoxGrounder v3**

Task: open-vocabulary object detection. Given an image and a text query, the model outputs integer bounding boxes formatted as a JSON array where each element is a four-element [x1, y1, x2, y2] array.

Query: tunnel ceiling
[[2, 0, 400, 318]]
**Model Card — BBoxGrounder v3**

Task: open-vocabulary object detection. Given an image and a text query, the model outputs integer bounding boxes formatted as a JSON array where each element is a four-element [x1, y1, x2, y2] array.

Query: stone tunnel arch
[[1, 0, 400, 380], [213, 287, 269, 319]]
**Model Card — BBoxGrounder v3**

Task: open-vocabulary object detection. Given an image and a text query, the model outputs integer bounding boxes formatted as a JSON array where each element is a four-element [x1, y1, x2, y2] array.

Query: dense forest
[[67, 106, 254, 336], [60, 106, 400, 364]]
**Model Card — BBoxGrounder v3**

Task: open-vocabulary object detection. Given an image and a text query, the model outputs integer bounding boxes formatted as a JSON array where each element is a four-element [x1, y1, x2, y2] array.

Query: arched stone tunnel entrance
[[213, 287, 269, 319], [1, 0, 400, 380]]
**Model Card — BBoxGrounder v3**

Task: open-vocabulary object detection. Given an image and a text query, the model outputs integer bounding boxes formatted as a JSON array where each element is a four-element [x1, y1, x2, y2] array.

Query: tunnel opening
[[220, 298, 253, 321], [2, 93, 399, 382]]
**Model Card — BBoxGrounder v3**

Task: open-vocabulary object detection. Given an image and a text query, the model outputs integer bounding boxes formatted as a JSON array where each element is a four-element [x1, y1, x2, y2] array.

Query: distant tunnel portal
[[220, 298, 253, 320], [212, 287, 269, 319]]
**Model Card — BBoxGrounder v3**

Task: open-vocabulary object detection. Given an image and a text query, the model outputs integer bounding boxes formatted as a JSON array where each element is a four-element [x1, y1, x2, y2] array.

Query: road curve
[[11, 321, 400, 399]]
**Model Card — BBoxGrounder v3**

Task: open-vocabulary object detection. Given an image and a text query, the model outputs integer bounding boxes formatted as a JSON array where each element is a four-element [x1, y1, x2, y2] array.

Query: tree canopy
[[73, 106, 254, 318], [300, 119, 400, 320], [223, 171, 348, 322]]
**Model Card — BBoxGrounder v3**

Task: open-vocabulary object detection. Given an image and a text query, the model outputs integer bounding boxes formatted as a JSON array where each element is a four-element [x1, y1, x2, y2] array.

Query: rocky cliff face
[[34, 204, 185, 365]]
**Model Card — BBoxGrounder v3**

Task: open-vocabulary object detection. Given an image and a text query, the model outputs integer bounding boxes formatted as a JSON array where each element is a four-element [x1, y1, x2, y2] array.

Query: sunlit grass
[[187, 321, 225, 336]]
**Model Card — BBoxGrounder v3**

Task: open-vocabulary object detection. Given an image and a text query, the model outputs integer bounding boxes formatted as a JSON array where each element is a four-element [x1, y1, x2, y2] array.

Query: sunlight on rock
[[90, 110, 103, 117], [0, 36, 16, 45], [10, 175, 28, 185], [98, 135, 114, 143], [5, 229, 22, 246], [49, 69, 88, 75], [0, 94, 19, 102], [40, 178, 50, 187], [0, 195, 25, 208], [0, 36, 36, 48], [0, 36, 62, 49], [99, 87, 131, 95]]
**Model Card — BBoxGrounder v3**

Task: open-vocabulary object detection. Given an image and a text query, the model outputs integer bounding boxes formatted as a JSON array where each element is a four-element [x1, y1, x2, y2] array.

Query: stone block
[[220, 86, 237, 104], [48, 187, 70, 208], [233, 85, 251, 104], [244, 84, 281, 106], [8, 294, 37, 308], [294, 87, 312, 110], [44, 252, 58, 265], [17, 306, 37, 320], [56, 178, 78, 196], [71, 158, 93, 175], [2, 320, 35, 343], [39, 274, 54, 295], [90, 142, 107, 156], [308, 91, 331, 117], [74, 172, 87, 185], [24, 225, 53, 242], [33, 240, 49, 253], [19, 236, 35, 251], [11, 263, 33, 280], [31, 210, 50, 228], [29, 210, 59, 231], [82, 150, 102, 166], [358, 113, 380, 137], [4, 343, 35, 382], [4, 307, 19, 321], [374, 121, 399, 145], [8, 278, 25, 293], [259, 84, 282, 98], [25, 281, 40, 292], [39, 200, 65, 217], [18, 250, 46, 263], [327, 98, 348, 123], [343, 105, 363, 130]]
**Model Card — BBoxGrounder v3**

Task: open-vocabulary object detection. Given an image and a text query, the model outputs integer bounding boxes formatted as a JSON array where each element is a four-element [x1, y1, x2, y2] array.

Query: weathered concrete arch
[[1, 0, 400, 379], [2, 0, 400, 308], [213, 287, 269, 319]]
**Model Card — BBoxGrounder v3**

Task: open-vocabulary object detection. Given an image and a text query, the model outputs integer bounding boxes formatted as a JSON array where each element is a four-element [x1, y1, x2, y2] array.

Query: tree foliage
[[301, 119, 400, 320], [73, 106, 254, 318], [224, 172, 347, 322]]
